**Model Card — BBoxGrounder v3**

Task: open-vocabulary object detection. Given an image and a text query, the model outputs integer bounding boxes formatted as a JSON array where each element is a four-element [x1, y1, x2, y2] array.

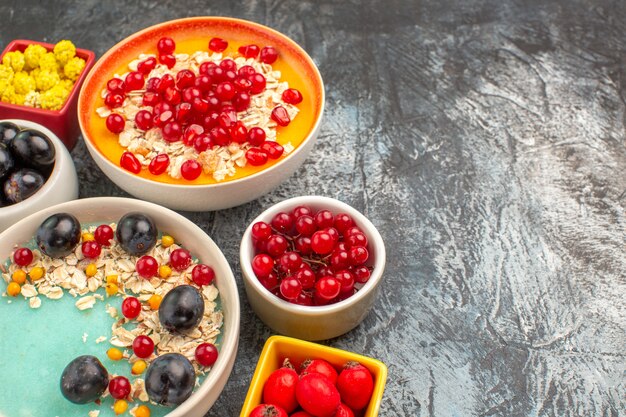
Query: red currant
[[251, 221, 272, 241], [333, 213, 354, 234], [105, 92, 125, 108], [296, 266, 316, 289], [252, 254, 274, 278], [295, 215, 316, 236], [157, 37, 176, 54], [108, 376, 131, 400], [170, 248, 191, 271], [349, 246, 369, 265], [120, 152, 141, 174], [266, 234, 288, 258], [208, 37, 228, 52], [107, 78, 125, 93], [310, 231, 334, 255], [353, 266, 371, 283], [135, 109, 153, 131], [132, 335, 154, 358], [294, 236, 312, 255], [121, 296, 141, 319], [330, 249, 350, 271], [282, 88, 303, 104], [344, 226, 362, 237], [148, 153, 170, 175], [280, 276, 302, 300], [294, 292, 314, 306], [279, 252, 303, 274], [195, 342, 219, 366], [293, 206, 313, 218], [13, 247, 33, 266], [314, 210, 334, 229], [95, 224, 114, 246], [181, 160, 202, 180], [124, 71, 145, 91], [81, 241, 101, 259], [347, 232, 368, 248], [271, 106, 291, 126], [259, 271, 279, 291], [106, 113, 125, 134], [247, 127, 266, 146], [238, 44, 260, 59], [272, 212, 295, 234], [137, 56, 157, 74], [316, 276, 341, 300], [260, 46, 278, 64], [325, 227, 339, 242], [192, 264, 215, 286], [246, 148, 269, 166], [136, 255, 158, 278], [335, 270, 355, 293]]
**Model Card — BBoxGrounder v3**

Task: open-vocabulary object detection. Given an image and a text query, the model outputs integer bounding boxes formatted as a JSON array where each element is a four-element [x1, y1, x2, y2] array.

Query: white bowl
[[240, 196, 386, 341], [0, 119, 78, 232], [0, 197, 240, 417]]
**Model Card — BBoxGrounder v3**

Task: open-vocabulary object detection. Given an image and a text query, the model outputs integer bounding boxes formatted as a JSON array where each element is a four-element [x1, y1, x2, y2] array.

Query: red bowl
[[0, 40, 95, 150]]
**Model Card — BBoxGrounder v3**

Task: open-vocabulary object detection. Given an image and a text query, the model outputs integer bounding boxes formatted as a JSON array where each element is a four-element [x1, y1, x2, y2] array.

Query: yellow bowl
[[240, 336, 388, 417]]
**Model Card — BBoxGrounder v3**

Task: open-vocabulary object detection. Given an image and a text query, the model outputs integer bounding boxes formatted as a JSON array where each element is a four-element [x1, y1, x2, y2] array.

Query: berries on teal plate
[[145, 353, 195, 406], [36, 213, 81, 258], [60, 355, 109, 404], [159, 285, 204, 332], [115, 212, 157, 255]]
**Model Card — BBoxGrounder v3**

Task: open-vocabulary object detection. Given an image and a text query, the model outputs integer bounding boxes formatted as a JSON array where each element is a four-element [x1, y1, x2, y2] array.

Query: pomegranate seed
[[191, 264, 215, 286], [280, 277, 302, 300], [106, 114, 125, 133], [279, 252, 303, 274], [106, 78, 125, 93], [234, 77, 252, 91], [121, 296, 142, 319], [108, 376, 131, 400], [266, 234, 288, 257], [261, 141, 284, 159], [137, 56, 157, 74], [208, 37, 228, 52], [154, 110, 173, 127], [335, 270, 355, 294], [238, 65, 256, 78], [132, 335, 154, 358], [191, 97, 209, 114], [136, 255, 158, 278], [153, 101, 172, 116], [181, 123, 204, 145], [176, 69, 196, 89], [311, 231, 334, 255], [199, 61, 217, 75], [159, 54, 176, 68], [233, 91, 251, 111], [349, 246, 369, 265], [316, 276, 341, 300], [314, 210, 334, 228], [282, 88, 303, 104], [209, 66, 225, 82], [124, 71, 145, 91], [176, 102, 192, 123], [162, 121, 182, 142], [104, 92, 125, 108], [260, 46, 279, 64], [210, 127, 230, 146], [142, 91, 160, 107], [354, 266, 371, 283], [195, 74, 213, 92], [218, 109, 237, 128], [163, 86, 181, 105], [181, 160, 201, 180], [247, 127, 266, 146], [238, 44, 260, 59], [14, 248, 33, 266], [248, 73, 266, 94], [252, 254, 274, 278], [148, 153, 170, 175], [293, 206, 313, 218], [215, 81, 236, 101], [82, 241, 102, 259], [182, 87, 201, 103], [145, 77, 161, 92], [294, 236, 312, 255], [230, 121, 248, 143], [219, 59, 237, 72], [271, 106, 291, 126], [330, 249, 350, 271], [346, 232, 368, 248], [295, 215, 316, 236], [195, 343, 218, 367], [157, 37, 176, 54], [223, 69, 237, 82], [193, 134, 212, 152], [92, 226, 111, 248], [159, 74, 176, 92], [245, 148, 269, 166], [135, 110, 153, 130], [206, 96, 221, 110], [296, 266, 316, 289]]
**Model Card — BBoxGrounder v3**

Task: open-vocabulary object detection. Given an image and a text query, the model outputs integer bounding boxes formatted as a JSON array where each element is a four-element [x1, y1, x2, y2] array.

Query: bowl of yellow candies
[[0, 39, 95, 149]]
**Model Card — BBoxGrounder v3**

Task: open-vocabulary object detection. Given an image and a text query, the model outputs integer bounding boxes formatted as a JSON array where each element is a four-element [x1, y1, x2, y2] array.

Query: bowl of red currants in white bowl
[[240, 196, 386, 341]]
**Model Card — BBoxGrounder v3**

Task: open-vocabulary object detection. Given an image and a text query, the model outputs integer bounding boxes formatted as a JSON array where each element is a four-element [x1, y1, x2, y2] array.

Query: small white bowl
[[0, 197, 240, 417], [240, 196, 386, 341], [0, 119, 78, 232]]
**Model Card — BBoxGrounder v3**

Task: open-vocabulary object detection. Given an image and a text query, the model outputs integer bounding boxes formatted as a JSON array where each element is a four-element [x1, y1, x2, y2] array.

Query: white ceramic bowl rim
[[240, 195, 386, 316], [79, 16, 325, 191], [0, 196, 240, 416], [0, 119, 69, 216]]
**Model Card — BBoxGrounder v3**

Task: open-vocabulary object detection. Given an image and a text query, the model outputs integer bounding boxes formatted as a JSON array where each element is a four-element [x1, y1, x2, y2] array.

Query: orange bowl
[[78, 17, 324, 211]]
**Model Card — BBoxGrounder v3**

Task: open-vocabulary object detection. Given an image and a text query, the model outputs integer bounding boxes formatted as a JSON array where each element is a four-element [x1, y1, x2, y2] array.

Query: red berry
[[295, 373, 341, 417], [195, 342, 218, 366], [135, 109, 153, 130], [163, 86, 181, 105], [325, 227, 339, 242], [136, 255, 158, 278], [335, 270, 355, 294], [124, 71, 145, 91], [280, 276, 302, 300], [182, 123, 204, 145], [215, 81, 236, 101], [271, 106, 291, 126], [295, 215, 316, 236], [353, 266, 371, 284], [157, 37, 176, 54], [316, 276, 341, 300], [142, 91, 160, 107], [193, 134, 212, 152], [279, 252, 303, 274], [260, 46, 278, 64], [252, 254, 274, 278], [246, 148, 269, 166], [294, 292, 314, 306], [95, 224, 114, 246], [107, 78, 125, 93], [294, 236, 312, 256], [121, 296, 141, 319], [108, 376, 131, 400], [282, 88, 303, 104], [162, 121, 182, 142], [219, 59, 237, 72], [261, 141, 284, 159], [132, 335, 154, 358], [169, 248, 191, 271], [247, 127, 266, 146], [266, 234, 288, 257], [238, 65, 256, 78], [335, 404, 355, 417], [158, 74, 176, 92], [230, 121, 248, 143], [105, 92, 125, 108], [106, 113, 125, 134], [238, 44, 260, 59], [259, 271, 279, 291], [262, 367, 299, 413], [251, 221, 272, 241], [249, 404, 288, 417], [349, 246, 369, 265], [271, 212, 295, 234], [159, 54, 176, 68], [346, 232, 368, 248], [13, 247, 33, 266], [137, 56, 157, 74], [81, 241, 102, 259], [208, 37, 228, 52], [293, 206, 313, 218], [336, 362, 374, 411], [149, 153, 170, 175], [314, 210, 334, 229], [310, 231, 334, 255], [176, 69, 196, 89], [233, 91, 251, 111], [181, 160, 202, 180], [192, 264, 215, 286], [120, 152, 141, 174], [301, 358, 338, 385], [295, 265, 316, 289], [333, 213, 354, 235], [249, 73, 266, 94], [291, 412, 315, 417], [330, 250, 350, 271], [145, 77, 161, 92]]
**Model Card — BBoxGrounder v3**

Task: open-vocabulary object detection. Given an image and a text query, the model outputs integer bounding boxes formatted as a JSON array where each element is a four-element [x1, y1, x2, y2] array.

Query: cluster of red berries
[[250, 358, 374, 417], [251, 206, 372, 306], [103, 36, 303, 179]]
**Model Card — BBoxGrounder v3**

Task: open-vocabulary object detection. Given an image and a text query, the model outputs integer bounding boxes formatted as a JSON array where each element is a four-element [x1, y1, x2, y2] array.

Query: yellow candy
[[40, 83, 69, 110], [29, 266, 45, 281], [135, 405, 151, 417], [161, 235, 174, 247], [64, 56, 85, 81], [38, 52, 59, 72], [158, 265, 171, 279], [85, 263, 98, 277], [13, 71, 36, 95], [24, 91, 41, 108], [34, 69, 60, 91], [1, 85, 25, 105], [6, 282, 21, 297], [131, 359, 147, 375], [23, 44, 47, 70], [82, 232, 95, 242], [113, 399, 128, 415], [53, 40, 76, 66], [12, 269, 27, 285], [2, 51, 25, 72], [105, 283, 119, 296], [107, 347, 123, 361], [147, 294, 162, 310]]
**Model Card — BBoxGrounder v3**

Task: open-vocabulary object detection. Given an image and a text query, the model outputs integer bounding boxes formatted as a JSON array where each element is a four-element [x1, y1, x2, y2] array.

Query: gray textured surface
[[1, 1, 625, 416]]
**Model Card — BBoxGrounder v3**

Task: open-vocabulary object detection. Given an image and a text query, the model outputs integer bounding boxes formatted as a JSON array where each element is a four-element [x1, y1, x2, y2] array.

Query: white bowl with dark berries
[[0, 119, 78, 232], [0, 197, 239, 417], [78, 17, 324, 211], [240, 196, 386, 341]]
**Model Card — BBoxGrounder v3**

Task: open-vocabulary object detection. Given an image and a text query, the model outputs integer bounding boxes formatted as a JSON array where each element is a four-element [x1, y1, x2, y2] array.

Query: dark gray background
[[1, 1, 624, 416]]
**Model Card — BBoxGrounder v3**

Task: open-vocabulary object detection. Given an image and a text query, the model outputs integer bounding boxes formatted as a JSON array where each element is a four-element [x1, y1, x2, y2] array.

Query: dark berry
[[36, 213, 81, 258], [115, 213, 158, 256], [145, 353, 195, 406], [60, 355, 109, 404], [158, 285, 205, 332]]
